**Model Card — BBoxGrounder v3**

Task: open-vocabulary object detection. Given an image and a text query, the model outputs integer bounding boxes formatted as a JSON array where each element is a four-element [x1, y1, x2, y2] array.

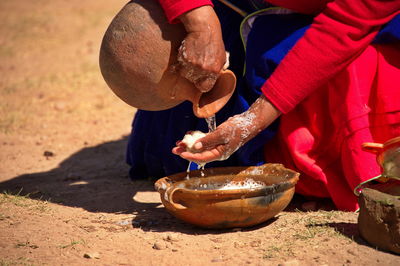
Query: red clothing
[[158, 0, 400, 113], [158, 0, 400, 210], [158, 0, 214, 23], [265, 44, 400, 210]]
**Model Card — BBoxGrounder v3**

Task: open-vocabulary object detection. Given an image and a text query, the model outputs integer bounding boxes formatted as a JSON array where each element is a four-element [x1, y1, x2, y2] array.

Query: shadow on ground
[[0, 137, 281, 234], [0, 137, 338, 235], [0, 137, 150, 214]]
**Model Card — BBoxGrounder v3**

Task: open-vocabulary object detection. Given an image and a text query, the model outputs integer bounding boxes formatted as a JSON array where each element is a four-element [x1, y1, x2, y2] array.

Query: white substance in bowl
[[219, 179, 265, 190], [196, 178, 265, 191], [182, 131, 207, 152]]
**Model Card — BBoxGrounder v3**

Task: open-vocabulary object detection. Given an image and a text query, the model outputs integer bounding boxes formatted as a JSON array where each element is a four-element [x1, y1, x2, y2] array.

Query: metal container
[[362, 136, 400, 180]]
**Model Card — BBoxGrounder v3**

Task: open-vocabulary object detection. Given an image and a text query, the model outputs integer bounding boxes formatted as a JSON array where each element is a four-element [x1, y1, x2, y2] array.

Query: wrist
[[178, 5, 219, 33], [250, 95, 281, 132]]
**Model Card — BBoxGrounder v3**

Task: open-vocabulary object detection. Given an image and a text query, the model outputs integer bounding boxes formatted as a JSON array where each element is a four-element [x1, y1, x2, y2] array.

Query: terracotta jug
[[99, 0, 236, 118]]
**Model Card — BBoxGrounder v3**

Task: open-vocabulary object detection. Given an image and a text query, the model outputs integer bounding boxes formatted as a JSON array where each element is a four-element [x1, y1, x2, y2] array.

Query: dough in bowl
[[182, 131, 207, 152]]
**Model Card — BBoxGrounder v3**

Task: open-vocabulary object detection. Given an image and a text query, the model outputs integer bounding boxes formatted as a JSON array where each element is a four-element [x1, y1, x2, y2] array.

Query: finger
[[194, 75, 218, 93], [172, 146, 186, 155], [192, 130, 226, 152], [179, 65, 197, 84], [179, 148, 223, 163]]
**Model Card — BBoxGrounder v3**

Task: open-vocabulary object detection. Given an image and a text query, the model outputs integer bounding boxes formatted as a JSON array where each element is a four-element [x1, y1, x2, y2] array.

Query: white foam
[[195, 178, 265, 191]]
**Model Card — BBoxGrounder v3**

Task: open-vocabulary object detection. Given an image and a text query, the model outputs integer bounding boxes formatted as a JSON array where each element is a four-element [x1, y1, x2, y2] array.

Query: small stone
[[43, 151, 55, 157], [164, 233, 179, 242], [234, 241, 246, 248], [153, 241, 167, 250], [249, 240, 261, 247], [347, 249, 355, 256], [54, 102, 66, 111], [211, 257, 223, 263], [209, 237, 223, 243], [83, 252, 100, 259], [302, 201, 317, 211], [115, 220, 131, 226], [278, 259, 300, 266]]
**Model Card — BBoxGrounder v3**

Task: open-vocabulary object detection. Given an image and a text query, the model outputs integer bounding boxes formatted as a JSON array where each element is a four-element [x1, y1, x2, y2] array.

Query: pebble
[[211, 257, 224, 263], [43, 150, 55, 157], [209, 237, 223, 243], [234, 241, 246, 248], [164, 233, 179, 242], [83, 252, 100, 259], [249, 240, 261, 247], [278, 259, 300, 266], [115, 220, 131, 226], [54, 102, 66, 111], [153, 241, 167, 250]]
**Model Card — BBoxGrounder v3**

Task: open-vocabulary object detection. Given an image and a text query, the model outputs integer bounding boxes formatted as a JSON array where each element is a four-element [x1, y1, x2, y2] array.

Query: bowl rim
[[154, 163, 300, 198]]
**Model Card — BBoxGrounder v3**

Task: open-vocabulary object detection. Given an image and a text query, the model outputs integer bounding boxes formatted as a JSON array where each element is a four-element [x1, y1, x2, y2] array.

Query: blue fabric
[[126, 4, 400, 180], [243, 13, 312, 104], [374, 14, 400, 44], [127, 0, 277, 179]]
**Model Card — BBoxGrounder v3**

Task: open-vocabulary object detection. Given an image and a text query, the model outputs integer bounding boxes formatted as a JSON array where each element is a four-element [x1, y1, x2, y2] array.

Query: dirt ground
[[0, 1, 399, 265]]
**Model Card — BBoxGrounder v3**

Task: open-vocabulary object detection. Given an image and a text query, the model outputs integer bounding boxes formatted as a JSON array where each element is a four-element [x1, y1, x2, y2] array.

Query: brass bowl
[[154, 164, 299, 229], [362, 136, 400, 180]]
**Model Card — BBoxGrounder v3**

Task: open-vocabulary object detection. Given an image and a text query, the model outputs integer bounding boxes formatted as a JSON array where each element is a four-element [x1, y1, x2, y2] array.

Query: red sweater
[[158, 0, 400, 113]]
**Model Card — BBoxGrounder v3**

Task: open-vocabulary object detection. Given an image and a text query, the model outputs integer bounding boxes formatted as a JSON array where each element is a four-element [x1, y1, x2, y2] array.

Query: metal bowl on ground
[[362, 136, 400, 180], [154, 163, 299, 229]]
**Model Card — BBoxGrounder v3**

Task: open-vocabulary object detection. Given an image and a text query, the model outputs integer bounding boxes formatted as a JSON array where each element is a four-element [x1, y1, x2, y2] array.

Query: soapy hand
[[173, 95, 282, 163], [178, 6, 226, 93], [174, 118, 246, 163]]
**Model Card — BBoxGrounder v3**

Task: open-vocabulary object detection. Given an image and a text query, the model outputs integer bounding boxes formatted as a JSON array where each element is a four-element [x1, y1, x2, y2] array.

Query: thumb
[[193, 130, 226, 151]]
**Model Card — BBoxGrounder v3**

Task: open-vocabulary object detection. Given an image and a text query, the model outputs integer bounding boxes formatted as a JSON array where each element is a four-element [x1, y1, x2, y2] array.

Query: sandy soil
[[0, 1, 399, 265]]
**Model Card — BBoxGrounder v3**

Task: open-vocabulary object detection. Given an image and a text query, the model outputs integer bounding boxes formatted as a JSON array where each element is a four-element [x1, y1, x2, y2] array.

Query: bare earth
[[0, 1, 398, 265]]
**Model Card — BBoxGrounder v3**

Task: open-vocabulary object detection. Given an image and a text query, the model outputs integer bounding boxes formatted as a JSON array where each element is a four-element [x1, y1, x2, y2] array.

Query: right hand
[[178, 6, 226, 93], [173, 95, 282, 163]]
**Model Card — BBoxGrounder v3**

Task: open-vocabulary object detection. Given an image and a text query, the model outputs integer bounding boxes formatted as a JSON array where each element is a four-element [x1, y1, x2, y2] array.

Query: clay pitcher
[[99, 0, 236, 118]]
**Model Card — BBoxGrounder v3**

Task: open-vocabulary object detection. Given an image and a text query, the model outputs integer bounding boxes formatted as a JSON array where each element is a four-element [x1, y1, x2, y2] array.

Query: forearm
[[178, 5, 220, 33], [227, 95, 281, 148]]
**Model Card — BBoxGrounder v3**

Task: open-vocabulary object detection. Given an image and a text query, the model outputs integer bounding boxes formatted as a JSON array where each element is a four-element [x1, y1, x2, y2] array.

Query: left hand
[[172, 95, 282, 163], [177, 6, 226, 93]]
